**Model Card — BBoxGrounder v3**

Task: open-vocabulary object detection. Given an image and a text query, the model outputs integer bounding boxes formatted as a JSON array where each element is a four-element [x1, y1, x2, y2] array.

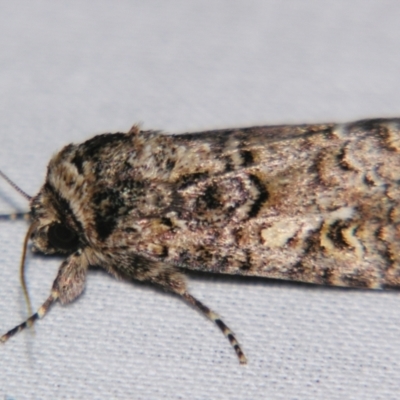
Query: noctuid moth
[[1, 118, 400, 364]]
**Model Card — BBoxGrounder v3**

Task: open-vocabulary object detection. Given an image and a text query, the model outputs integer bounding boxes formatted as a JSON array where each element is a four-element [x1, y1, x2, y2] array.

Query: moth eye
[[48, 223, 79, 251]]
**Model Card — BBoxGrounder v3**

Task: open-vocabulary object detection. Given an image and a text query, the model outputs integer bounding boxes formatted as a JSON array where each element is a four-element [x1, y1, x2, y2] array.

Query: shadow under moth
[[1, 118, 400, 364]]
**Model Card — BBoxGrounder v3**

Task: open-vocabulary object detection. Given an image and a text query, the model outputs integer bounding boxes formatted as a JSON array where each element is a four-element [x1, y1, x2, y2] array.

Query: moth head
[[29, 185, 83, 255], [0, 169, 83, 316], [30, 219, 81, 255]]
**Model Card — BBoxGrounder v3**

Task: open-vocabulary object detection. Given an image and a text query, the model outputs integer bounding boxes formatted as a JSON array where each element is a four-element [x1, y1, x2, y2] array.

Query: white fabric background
[[1, 1, 400, 399]]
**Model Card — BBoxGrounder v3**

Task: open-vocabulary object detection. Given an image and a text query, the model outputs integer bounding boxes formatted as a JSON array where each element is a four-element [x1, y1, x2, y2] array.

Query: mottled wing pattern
[[125, 119, 400, 289]]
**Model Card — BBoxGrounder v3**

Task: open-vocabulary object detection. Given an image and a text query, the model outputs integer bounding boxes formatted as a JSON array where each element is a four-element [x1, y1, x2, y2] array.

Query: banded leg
[[0, 212, 30, 221], [0, 291, 58, 343], [183, 292, 247, 364], [138, 263, 248, 364], [1, 253, 87, 343]]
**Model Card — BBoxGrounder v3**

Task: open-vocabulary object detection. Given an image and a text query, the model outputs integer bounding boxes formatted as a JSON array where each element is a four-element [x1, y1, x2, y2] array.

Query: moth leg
[[1, 251, 88, 343], [0, 292, 58, 343], [144, 265, 247, 364], [182, 291, 247, 364], [0, 212, 30, 221]]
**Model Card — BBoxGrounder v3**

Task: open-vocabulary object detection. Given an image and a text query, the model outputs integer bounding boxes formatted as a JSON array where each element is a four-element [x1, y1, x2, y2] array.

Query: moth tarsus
[[182, 292, 247, 364], [0, 212, 30, 221], [0, 292, 56, 343], [1, 117, 400, 364]]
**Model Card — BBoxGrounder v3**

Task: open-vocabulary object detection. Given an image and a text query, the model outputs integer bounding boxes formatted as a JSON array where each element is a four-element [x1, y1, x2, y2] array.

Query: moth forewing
[[1, 118, 400, 364]]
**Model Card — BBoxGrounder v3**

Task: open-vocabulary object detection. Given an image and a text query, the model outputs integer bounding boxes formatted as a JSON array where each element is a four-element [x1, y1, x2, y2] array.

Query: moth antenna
[[0, 169, 32, 201], [19, 222, 38, 320], [0, 169, 33, 319]]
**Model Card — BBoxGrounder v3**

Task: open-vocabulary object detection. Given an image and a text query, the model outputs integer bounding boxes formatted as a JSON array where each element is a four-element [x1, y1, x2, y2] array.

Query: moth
[[1, 118, 400, 364]]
